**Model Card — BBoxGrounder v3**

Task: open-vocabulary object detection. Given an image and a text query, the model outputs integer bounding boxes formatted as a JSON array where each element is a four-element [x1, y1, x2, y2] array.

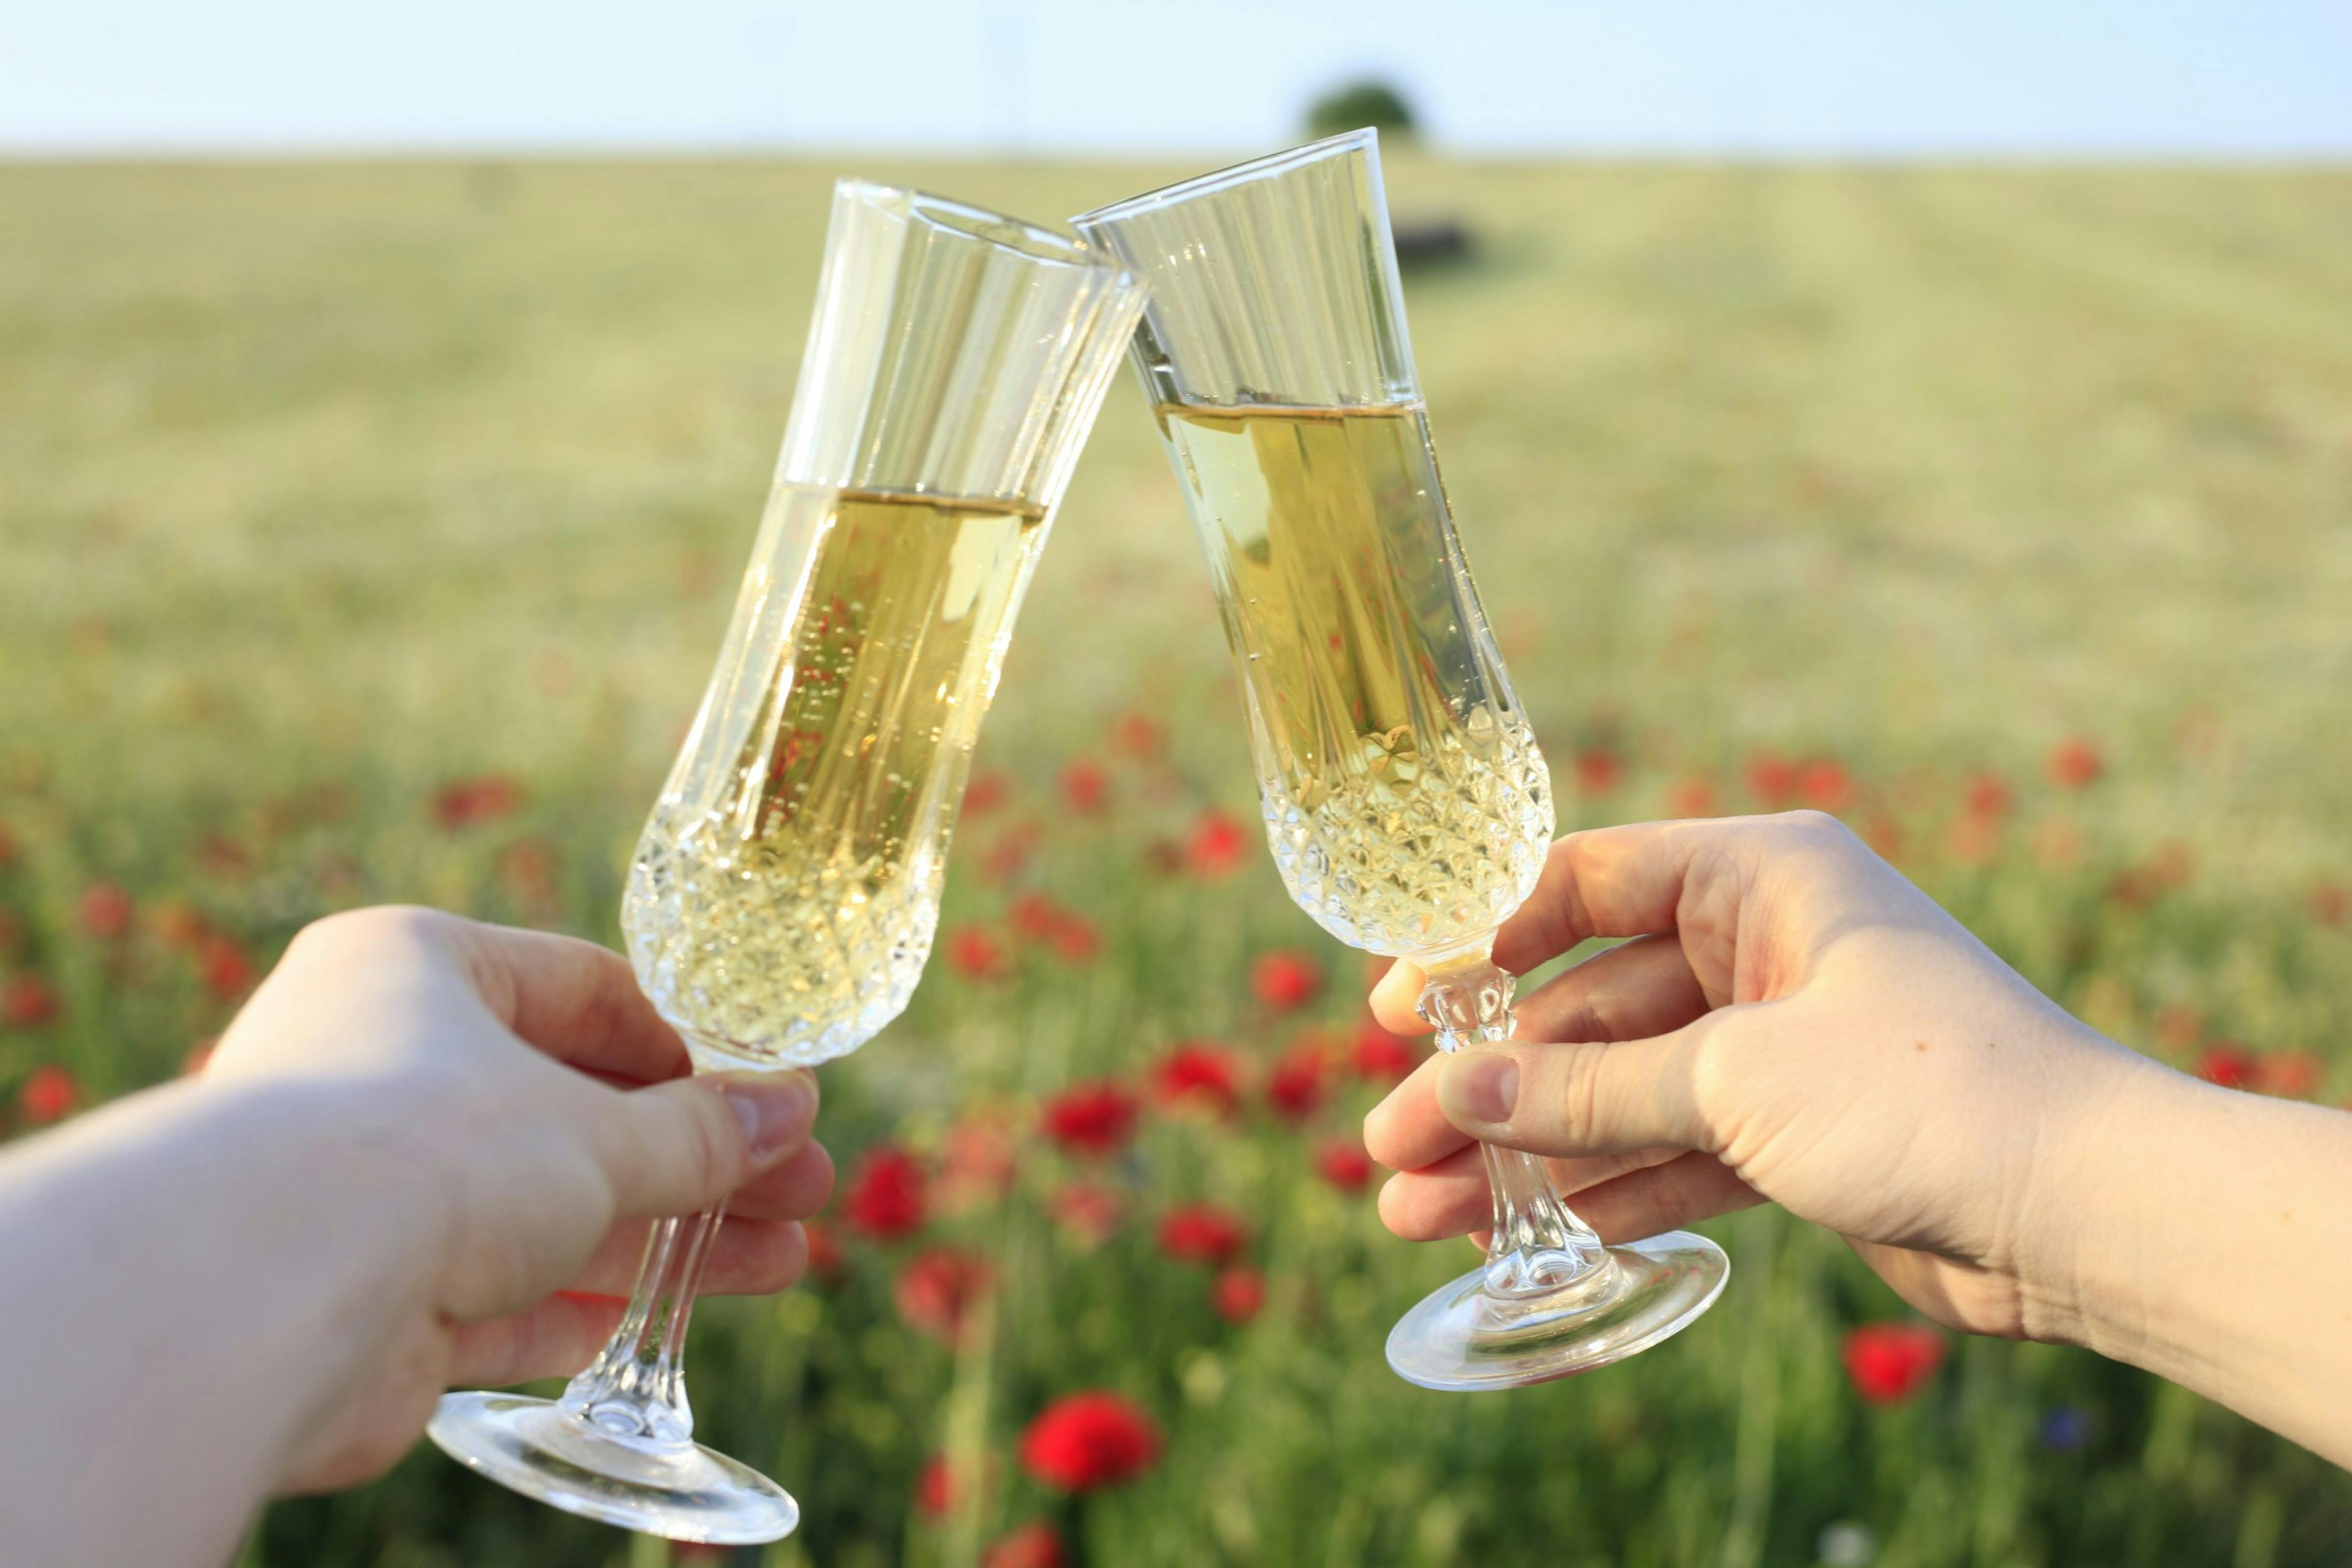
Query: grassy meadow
[[3, 157, 2351, 1566]]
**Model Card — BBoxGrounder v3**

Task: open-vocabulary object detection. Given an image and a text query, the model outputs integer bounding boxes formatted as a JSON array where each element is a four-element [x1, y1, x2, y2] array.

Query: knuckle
[[290, 904, 453, 960], [687, 1089, 742, 1193], [1777, 809, 1860, 853], [1548, 1045, 1608, 1149]]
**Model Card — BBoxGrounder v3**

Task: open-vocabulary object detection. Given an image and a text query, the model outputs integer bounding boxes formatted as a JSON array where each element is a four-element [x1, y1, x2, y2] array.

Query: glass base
[[1385, 1229, 1729, 1391], [426, 1392, 799, 1545]]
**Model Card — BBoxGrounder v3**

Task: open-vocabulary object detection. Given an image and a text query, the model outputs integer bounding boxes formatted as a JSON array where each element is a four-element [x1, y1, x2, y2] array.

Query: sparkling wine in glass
[[1074, 132, 1727, 1390], [426, 181, 1144, 1540]]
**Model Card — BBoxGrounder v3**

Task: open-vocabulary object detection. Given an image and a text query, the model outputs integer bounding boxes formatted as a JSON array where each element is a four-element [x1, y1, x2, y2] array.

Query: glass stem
[[1416, 957, 1608, 1299], [557, 1202, 727, 1449]]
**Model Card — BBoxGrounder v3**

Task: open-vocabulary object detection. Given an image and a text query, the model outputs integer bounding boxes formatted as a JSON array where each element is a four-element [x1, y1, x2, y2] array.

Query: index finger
[[1493, 820, 1727, 976], [1371, 820, 1724, 1031], [441, 918, 693, 1085]]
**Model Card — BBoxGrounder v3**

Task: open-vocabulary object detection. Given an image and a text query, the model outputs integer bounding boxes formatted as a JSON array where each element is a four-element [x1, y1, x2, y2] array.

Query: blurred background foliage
[[3, 154, 2351, 1566]]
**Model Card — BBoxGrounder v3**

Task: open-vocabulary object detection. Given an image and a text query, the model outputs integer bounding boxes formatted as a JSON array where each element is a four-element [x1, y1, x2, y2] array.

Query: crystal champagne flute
[[1073, 132, 1727, 1390], [426, 181, 1144, 1539]]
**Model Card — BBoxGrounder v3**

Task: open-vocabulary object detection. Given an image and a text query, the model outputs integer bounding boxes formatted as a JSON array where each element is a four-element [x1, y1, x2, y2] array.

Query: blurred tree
[[1305, 80, 1417, 141]]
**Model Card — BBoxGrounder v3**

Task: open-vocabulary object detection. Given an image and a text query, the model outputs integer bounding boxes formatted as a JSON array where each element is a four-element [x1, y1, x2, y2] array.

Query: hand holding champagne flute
[[1075, 132, 1728, 1390], [427, 183, 1144, 1542]]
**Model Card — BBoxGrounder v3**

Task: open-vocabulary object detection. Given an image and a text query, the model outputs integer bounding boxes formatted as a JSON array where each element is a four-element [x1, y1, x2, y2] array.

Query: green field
[[3, 159, 2351, 1566]]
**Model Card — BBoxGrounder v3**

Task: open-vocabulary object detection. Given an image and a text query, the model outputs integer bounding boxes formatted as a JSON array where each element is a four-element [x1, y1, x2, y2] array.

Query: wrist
[[189, 1069, 450, 1340], [110, 1074, 449, 1468], [2000, 1026, 2180, 1353], [0, 1072, 445, 1564]]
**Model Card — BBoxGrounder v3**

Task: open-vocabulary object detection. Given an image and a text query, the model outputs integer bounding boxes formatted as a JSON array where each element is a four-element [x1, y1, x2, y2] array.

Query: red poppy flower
[[1861, 813, 1905, 863], [1151, 1041, 1243, 1117], [1005, 892, 1101, 963], [495, 836, 562, 916], [148, 897, 209, 950], [1352, 1020, 1419, 1085], [1251, 950, 1324, 1011], [2110, 843, 2194, 908], [1110, 713, 1165, 760], [17, 1063, 79, 1125], [2, 974, 60, 1030], [1665, 776, 1717, 818], [1049, 914, 1100, 964], [982, 1521, 1068, 1568], [77, 883, 134, 941], [843, 1145, 927, 1241], [2196, 1046, 2256, 1090], [1051, 1182, 1123, 1246], [432, 774, 524, 829], [946, 925, 1010, 983], [1264, 1042, 1328, 1123], [1010, 892, 1063, 943], [1574, 749, 1622, 796], [800, 1217, 845, 1281], [2307, 881, 2348, 927], [1841, 1322, 1946, 1404], [1315, 1137, 1374, 1192], [963, 771, 1010, 818], [1963, 771, 2015, 821], [1058, 758, 1110, 815], [1797, 760, 1855, 813], [1212, 1265, 1265, 1324], [1945, 811, 2000, 867], [2153, 1004, 2204, 1052], [981, 823, 1042, 885], [1158, 1203, 1247, 1267], [937, 1115, 1018, 1208], [196, 935, 255, 1001], [2255, 1052, 2321, 1099], [1041, 1080, 1139, 1157], [2046, 737, 2103, 790], [1019, 1392, 1161, 1491], [915, 1453, 959, 1518], [895, 1247, 993, 1343], [1185, 809, 1250, 880], [2029, 818, 2081, 870], [1744, 753, 1798, 810]]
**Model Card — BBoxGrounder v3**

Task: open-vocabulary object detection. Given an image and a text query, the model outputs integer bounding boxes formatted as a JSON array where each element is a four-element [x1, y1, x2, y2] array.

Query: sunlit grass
[[2, 159, 2350, 1566]]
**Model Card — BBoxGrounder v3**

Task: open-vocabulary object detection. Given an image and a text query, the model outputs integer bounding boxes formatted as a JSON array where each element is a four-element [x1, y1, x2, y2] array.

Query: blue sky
[[5, 0, 2347, 157]]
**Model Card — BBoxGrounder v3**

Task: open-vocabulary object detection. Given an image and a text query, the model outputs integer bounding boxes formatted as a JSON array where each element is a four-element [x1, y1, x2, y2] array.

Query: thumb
[[1433, 1026, 1709, 1159], [589, 1068, 820, 1218]]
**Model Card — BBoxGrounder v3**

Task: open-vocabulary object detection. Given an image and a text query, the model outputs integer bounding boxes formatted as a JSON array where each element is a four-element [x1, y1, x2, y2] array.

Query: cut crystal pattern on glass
[[1076, 130, 1724, 1392], [429, 179, 1144, 1540], [1262, 717, 1552, 955]]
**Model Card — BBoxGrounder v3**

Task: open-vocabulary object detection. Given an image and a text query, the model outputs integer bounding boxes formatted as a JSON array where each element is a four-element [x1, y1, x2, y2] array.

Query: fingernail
[[722, 1071, 818, 1163], [1445, 1052, 1518, 1124]]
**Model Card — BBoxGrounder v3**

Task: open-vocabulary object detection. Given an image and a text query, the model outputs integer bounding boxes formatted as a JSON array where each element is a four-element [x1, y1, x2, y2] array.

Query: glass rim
[[840, 179, 1130, 273], [1068, 127, 1380, 229]]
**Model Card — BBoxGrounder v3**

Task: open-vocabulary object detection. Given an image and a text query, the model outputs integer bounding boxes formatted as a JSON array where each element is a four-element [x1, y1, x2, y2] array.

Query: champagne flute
[[426, 181, 1144, 1540], [1074, 132, 1727, 1390]]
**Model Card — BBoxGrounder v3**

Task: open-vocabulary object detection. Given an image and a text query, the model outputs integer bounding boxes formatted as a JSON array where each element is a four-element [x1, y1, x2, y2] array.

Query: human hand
[[1364, 812, 2162, 1344], [202, 907, 834, 1492]]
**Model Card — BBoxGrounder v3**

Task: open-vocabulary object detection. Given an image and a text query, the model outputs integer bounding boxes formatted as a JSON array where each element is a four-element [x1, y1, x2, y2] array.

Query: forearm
[[2055, 1061, 2352, 1467], [0, 1076, 440, 1567]]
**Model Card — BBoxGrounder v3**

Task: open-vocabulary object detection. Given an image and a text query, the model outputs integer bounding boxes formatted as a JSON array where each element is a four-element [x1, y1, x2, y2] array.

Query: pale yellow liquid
[[624, 484, 1047, 1066], [1155, 402, 1553, 957]]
